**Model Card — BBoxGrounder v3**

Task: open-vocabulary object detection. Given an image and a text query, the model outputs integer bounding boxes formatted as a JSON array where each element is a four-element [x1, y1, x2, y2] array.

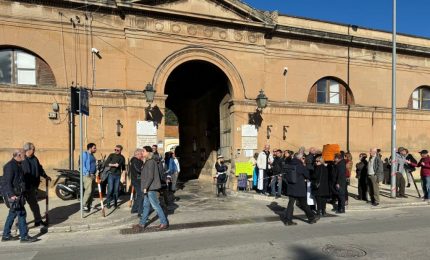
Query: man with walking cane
[[22, 142, 51, 227]]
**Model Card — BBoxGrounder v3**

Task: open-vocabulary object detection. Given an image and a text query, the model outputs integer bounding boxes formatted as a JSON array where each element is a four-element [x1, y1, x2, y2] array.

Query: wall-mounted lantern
[[143, 83, 156, 106], [256, 89, 268, 110]]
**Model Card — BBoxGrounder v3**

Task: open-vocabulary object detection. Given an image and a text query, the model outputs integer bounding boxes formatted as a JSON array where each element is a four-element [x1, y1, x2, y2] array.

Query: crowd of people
[[81, 143, 179, 232], [247, 144, 430, 225], [1, 142, 180, 243], [2, 140, 429, 241]]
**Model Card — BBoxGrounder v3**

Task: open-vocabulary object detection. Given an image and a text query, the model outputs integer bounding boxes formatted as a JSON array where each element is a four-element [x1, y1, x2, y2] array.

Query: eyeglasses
[[114, 149, 120, 152]]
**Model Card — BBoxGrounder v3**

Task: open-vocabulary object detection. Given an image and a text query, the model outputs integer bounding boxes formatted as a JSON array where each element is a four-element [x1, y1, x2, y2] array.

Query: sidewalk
[[1, 178, 428, 235], [232, 182, 429, 211], [0, 177, 278, 235]]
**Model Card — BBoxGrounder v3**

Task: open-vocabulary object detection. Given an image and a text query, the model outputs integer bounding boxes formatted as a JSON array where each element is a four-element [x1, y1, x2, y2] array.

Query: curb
[[45, 215, 137, 233], [0, 215, 137, 235], [230, 191, 430, 211]]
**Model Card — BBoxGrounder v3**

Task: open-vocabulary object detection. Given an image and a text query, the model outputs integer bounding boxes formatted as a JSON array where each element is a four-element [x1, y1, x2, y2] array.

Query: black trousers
[[337, 189, 346, 212], [358, 176, 368, 201], [315, 196, 328, 212], [26, 188, 42, 223], [284, 196, 315, 222], [131, 178, 143, 214]]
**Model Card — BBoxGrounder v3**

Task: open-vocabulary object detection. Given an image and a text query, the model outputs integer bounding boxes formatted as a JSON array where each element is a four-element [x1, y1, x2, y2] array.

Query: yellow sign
[[235, 162, 254, 176]]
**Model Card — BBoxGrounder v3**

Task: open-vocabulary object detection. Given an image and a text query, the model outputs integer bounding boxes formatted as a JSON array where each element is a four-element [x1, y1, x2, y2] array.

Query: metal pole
[[92, 52, 96, 90], [79, 88, 84, 217], [390, 0, 397, 198], [69, 107, 75, 170]]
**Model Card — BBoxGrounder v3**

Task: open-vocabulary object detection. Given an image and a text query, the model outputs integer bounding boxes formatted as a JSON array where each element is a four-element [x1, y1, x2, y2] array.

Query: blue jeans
[[2, 208, 28, 239], [422, 176, 430, 199], [270, 175, 283, 196], [107, 174, 121, 206], [139, 191, 168, 226], [131, 178, 143, 214]]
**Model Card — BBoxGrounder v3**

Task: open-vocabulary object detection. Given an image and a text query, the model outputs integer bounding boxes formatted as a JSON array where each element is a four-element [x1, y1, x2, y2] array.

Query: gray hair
[[294, 153, 304, 160], [13, 149, 24, 158], [23, 142, 35, 151], [134, 149, 143, 156], [298, 147, 306, 154]]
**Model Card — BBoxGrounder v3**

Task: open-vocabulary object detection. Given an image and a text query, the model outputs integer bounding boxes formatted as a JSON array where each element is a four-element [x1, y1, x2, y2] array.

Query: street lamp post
[[391, 0, 397, 198]]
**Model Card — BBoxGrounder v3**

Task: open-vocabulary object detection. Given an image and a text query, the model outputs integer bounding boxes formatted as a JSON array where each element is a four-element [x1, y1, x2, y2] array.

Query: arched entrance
[[164, 60, 231, 179]]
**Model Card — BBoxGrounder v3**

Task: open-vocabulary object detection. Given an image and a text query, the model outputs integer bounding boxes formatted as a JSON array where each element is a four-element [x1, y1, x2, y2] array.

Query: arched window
[[409, 86, 430, 110], [307, 77, 354, 105], [0, 48, 56, 86]]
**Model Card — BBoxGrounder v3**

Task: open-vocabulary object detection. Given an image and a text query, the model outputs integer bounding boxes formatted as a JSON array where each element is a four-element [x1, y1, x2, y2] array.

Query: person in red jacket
[[407, 150, 430, 202]]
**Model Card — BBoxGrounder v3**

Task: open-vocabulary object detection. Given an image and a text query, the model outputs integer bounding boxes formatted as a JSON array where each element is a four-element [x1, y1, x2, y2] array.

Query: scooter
[[53, 169, 81, 200], [53, 158, 125, 200], [53, 158, 106, 200]]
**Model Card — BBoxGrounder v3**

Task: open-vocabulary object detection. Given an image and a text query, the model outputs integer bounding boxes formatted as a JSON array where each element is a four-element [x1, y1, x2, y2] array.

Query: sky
[[242, 0, 430, 39]]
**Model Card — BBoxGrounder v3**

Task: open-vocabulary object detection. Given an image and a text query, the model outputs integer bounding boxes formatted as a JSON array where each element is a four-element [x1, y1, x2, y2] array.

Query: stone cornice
[[230, 99, 430, 116], [5, 0, 430, 57], [277, 25, 430, 57]]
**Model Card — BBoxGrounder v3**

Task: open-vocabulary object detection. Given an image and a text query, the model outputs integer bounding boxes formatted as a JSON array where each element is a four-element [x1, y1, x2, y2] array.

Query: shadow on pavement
[[47, 202, 80, 225], [290, 245, 335, 260], [120, 215, 281, 235]]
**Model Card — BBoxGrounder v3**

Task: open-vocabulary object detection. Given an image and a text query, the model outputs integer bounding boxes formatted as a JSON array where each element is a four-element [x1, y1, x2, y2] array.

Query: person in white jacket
[[257, 144, 274, 195]]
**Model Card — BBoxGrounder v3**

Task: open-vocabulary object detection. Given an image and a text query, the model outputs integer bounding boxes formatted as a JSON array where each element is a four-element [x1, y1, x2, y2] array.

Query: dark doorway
[[165, 60, 230, 180]]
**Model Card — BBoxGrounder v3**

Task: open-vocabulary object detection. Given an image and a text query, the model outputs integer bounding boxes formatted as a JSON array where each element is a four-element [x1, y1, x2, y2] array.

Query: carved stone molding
[[187, 25, 197, 35], [131, 18, 263, 45], [234, 32, 243, 41], [155, 22, 164, 31], [171, 24, 181, 33]]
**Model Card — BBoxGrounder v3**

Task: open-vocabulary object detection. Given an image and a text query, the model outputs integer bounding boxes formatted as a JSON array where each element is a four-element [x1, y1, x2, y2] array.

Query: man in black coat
[[22, 142, 51, 227], [283, 153, 317, 225], [333, 153, 347, 213], [130, 149, 144, 216], [270, 150, 283, 198], [1, 149, 37, 243]]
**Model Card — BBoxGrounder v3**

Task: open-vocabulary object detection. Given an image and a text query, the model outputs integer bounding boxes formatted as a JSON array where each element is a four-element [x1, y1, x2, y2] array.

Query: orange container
[[322, 144, 341, 162]]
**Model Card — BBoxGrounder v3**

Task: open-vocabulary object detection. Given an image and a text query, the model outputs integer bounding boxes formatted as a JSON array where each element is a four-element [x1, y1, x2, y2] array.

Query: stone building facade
[[0, 0, 429, 180]]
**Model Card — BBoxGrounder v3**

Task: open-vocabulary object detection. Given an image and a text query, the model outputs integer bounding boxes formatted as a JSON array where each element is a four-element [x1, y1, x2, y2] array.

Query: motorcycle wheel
[[55, 185, 75, 200]]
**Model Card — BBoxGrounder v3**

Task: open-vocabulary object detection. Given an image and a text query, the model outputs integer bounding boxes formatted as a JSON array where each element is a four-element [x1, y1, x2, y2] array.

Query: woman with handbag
[[311, 156, 331, 216]]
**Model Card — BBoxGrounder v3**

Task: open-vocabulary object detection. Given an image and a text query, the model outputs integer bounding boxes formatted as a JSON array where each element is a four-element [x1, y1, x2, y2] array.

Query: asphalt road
[[1, 205, 429, 260]]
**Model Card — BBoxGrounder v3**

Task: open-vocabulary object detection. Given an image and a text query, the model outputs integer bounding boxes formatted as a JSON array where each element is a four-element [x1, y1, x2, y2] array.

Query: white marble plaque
[[241, 124, 258, 137], [136, 121, 157, 136], [137, 135, 158, 148], [242, 136, 258, 150]]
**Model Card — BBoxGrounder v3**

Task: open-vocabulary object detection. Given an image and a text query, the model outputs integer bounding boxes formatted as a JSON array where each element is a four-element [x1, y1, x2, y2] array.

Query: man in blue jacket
[[82, 143, 97, 212]]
